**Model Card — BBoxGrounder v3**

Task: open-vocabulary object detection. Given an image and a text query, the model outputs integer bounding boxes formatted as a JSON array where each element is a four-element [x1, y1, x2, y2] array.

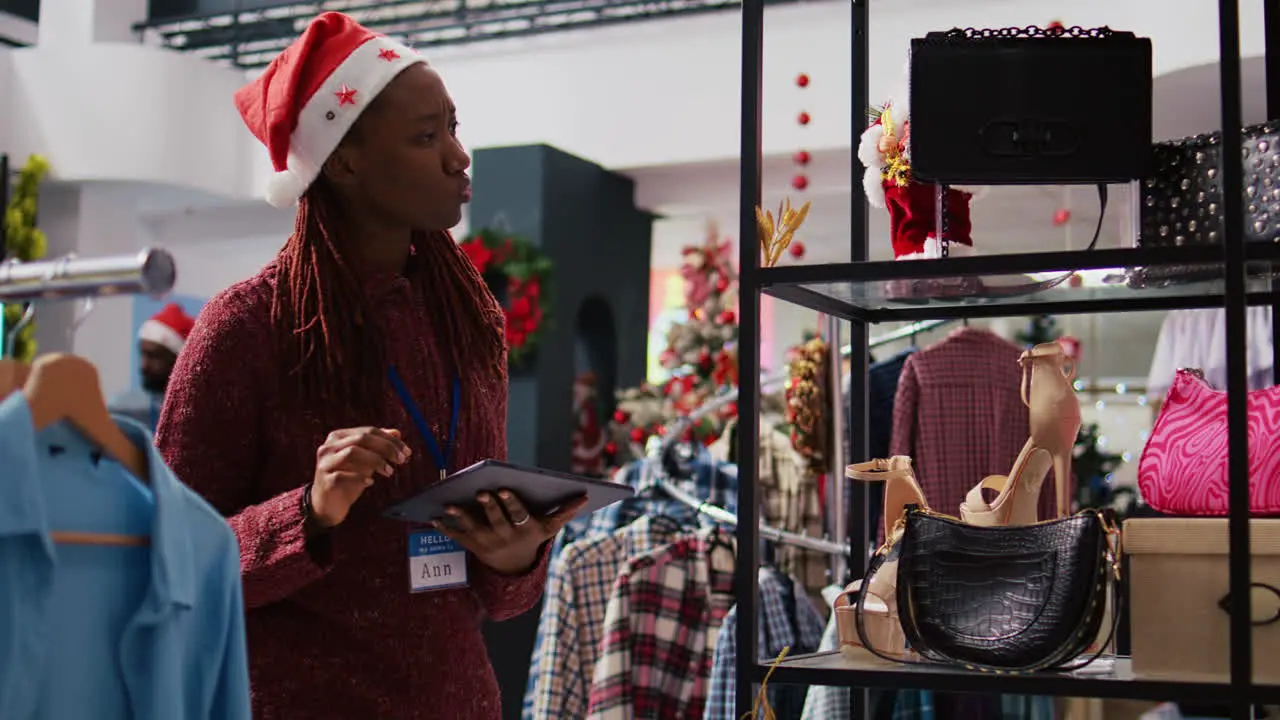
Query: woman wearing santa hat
[[153, 12, 583, 719]]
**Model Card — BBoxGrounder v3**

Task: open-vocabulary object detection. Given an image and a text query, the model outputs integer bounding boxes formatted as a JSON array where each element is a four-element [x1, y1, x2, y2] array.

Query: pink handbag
[[1138, 368, 1280, 515]]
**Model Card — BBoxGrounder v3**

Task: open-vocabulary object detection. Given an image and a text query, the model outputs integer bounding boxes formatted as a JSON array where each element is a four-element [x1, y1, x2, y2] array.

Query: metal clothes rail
[[0, 249, 178, 303], [654, 475, 849, 557]]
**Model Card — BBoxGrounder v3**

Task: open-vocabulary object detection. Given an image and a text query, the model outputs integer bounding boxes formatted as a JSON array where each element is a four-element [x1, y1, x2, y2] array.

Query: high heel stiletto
[[834, 456, 929, 660], [960, 342, 1081, 527]]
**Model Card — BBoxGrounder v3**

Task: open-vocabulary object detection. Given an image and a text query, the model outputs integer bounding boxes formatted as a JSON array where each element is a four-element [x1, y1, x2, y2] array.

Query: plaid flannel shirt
[[523, 458, 738, 719], [525, 516, 682, 719], [703, 567, 826, 719], [586, 529, 736, 720]]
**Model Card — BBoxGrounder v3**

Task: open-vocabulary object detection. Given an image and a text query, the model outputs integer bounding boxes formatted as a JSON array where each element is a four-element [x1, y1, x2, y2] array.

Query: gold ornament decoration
[[785, 335, 829, 474], [756, 197, 811, 268]]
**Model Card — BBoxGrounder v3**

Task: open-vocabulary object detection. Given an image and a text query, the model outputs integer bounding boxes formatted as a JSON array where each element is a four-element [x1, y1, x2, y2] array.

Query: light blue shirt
[[0, 393, 251, 720]]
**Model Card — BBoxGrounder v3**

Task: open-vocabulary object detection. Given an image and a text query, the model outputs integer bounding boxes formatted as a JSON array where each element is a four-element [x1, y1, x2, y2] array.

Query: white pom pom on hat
[[264, 169, 309, 209]]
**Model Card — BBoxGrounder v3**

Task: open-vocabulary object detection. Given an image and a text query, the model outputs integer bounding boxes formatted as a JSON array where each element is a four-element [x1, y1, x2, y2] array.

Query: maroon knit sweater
[[155, 246, 547, 720]]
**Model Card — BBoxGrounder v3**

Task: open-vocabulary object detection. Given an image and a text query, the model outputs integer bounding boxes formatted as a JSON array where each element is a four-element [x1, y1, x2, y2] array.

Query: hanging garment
[[703, 567, 826, 720], [1147, 308, 1275, 397], [525, 515, 685, 720], [586, 528, 737, 720], [0, 392, 250, 720], [889, 328, 1056, 522], [758, 427, 827, 595], [523, 457, 738, 719]]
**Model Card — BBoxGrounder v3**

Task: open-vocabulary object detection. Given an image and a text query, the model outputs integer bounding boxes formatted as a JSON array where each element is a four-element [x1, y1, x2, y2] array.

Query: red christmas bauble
[[714, 277, 729, 292], [793, 150, 811, 165], [717, 310, 736, 324], [723, 401, 738, 417], [613, 409, 629, 424], [1053, 208, 1072, 225], [797, 111, 811, 125], [792, 174, 809, 190], [629, 427, 646, 443], [796, 73, 810, 88], [790, 241, 806, 258], [604, 441, 617, 456]]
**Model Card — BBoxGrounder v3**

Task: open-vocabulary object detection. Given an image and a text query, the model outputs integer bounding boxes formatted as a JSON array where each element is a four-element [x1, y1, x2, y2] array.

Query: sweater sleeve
[[155, 285, 333, 609]]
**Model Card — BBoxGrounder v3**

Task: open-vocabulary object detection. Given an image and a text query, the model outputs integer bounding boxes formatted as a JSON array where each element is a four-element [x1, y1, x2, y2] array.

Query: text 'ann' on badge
[[408, 529, 468, 593]]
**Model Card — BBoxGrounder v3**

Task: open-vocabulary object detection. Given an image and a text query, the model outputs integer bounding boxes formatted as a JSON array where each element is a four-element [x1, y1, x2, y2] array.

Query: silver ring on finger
[[512, 514, 531, 526]]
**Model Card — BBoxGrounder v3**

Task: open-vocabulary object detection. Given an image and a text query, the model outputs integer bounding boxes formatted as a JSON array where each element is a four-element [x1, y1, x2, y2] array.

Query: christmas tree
[[1016, 314, 1061, 347], [604, 223, 742, 468], [1073, 422, 1126, 512]]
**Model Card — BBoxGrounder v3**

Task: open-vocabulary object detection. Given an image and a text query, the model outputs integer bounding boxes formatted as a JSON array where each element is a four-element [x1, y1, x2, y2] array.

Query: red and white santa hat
[[233, 12, 429, 208], [138, 303, 196, 356]]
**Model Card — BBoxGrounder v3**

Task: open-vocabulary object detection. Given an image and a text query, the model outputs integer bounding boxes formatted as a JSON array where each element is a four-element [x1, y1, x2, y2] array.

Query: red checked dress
[[889, 327, 1065, 519], [155, 242, 545, 720]]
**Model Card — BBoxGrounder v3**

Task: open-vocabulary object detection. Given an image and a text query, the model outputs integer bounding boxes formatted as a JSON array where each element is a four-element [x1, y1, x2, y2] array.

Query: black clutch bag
[[857, 506, 1120, 673], [1138, 121, 1280, 247], [909, 26, 1152, 185]]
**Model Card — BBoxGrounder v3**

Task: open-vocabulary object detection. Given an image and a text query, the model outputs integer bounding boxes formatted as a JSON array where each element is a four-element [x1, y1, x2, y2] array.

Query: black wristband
[[300, 483, 326, 535]]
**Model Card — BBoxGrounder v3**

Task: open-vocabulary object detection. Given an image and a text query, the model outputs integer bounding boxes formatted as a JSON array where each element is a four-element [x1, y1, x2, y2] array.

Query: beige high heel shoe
[[834, 456, 929, 660], [960, 342, 1081, 527]]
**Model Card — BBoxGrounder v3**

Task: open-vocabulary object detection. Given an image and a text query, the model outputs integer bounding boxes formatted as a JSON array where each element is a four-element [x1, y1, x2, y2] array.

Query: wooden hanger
[[21, 353, 150, 548]]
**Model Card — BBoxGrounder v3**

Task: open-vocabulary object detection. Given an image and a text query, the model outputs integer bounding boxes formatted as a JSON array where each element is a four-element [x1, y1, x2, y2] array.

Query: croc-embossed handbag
[[855, 506, 1121, 673]]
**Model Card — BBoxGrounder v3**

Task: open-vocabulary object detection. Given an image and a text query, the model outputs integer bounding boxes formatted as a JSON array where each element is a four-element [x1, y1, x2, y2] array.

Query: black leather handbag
[[1138, 121, 1280, 248], [856, 506, 1120, 673], [909, 25, 1152, 184]]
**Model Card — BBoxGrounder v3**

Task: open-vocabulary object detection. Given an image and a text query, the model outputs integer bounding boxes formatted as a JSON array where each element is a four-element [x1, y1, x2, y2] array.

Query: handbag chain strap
[[940, 25, 1117, 40]]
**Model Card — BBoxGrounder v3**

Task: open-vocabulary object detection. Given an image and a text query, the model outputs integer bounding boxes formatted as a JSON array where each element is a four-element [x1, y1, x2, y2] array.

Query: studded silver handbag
[[1138, 121, 1279, 247]]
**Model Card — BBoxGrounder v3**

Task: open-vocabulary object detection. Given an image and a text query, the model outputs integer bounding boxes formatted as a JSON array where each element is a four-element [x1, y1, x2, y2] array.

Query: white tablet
[[382, 459, 635, 525]]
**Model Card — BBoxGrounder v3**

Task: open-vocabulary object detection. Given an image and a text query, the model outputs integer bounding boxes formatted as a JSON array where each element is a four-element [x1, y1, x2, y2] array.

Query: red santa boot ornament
[[858, 61, 986, 260]]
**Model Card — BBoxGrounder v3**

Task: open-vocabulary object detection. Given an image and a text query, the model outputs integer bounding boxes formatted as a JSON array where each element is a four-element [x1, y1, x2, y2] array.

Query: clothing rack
[[653, 474, 850, 557], [855, 318, 957, 355], [0, 248, 177, 302]]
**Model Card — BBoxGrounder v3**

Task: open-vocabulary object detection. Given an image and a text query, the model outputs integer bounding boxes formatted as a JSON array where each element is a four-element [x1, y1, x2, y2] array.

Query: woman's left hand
[[436, 490, 588, 575]]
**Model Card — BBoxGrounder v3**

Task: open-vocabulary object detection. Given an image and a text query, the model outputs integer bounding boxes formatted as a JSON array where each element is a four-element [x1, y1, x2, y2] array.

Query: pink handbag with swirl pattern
[[1138, 368, 1280, 515]]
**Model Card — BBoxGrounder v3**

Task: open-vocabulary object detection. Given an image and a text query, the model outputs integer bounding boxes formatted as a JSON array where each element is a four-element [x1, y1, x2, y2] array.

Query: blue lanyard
[[388, 366, 461, 480]]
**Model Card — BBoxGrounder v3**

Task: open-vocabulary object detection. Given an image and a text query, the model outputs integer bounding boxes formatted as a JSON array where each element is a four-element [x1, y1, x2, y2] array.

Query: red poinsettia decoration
[[457, 229, 554, 366]]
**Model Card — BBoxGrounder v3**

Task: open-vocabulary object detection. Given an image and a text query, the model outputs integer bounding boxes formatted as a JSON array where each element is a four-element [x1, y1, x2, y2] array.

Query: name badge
[[408, 530, 468, 593]]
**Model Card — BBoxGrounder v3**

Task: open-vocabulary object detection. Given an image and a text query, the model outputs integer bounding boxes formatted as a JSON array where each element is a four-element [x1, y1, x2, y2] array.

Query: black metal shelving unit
[[733, 1, 1278, 718]]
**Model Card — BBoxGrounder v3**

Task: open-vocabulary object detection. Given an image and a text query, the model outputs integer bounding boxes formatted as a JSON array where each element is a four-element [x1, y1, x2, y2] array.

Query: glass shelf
[[761, 651, 1279, 703], [760, 245, 1280, 322]]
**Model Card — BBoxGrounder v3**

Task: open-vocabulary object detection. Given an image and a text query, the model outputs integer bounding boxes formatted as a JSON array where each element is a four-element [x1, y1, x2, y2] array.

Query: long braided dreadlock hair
[[269, 178, 505, 420]]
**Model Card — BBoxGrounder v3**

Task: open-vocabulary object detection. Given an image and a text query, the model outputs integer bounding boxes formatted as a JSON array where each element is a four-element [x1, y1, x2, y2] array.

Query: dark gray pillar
[[467, 144, 653, 720]]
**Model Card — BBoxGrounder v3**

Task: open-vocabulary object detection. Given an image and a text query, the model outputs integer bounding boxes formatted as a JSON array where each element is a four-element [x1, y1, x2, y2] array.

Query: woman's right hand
[[310, 427, 411, 528]]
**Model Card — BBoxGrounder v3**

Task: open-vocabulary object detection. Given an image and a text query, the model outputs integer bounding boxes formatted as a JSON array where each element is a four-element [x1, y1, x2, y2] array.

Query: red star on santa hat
[[335, 84, 357, 105], [378, 48, 400, 61]]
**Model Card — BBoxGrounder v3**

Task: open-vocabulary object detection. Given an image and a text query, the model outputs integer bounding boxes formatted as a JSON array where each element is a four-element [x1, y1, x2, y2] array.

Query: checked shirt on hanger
[[586, 528, 736, 720]]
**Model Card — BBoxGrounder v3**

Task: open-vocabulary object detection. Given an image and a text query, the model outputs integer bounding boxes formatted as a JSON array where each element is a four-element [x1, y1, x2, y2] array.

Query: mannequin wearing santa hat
[[152, 12, 581, 719], [857, 63, 984, 261], [108, 302, 195, 432]]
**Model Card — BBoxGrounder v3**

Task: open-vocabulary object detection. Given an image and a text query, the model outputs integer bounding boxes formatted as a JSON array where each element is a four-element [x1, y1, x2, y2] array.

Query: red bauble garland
[[789, 72, 811, 260]]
